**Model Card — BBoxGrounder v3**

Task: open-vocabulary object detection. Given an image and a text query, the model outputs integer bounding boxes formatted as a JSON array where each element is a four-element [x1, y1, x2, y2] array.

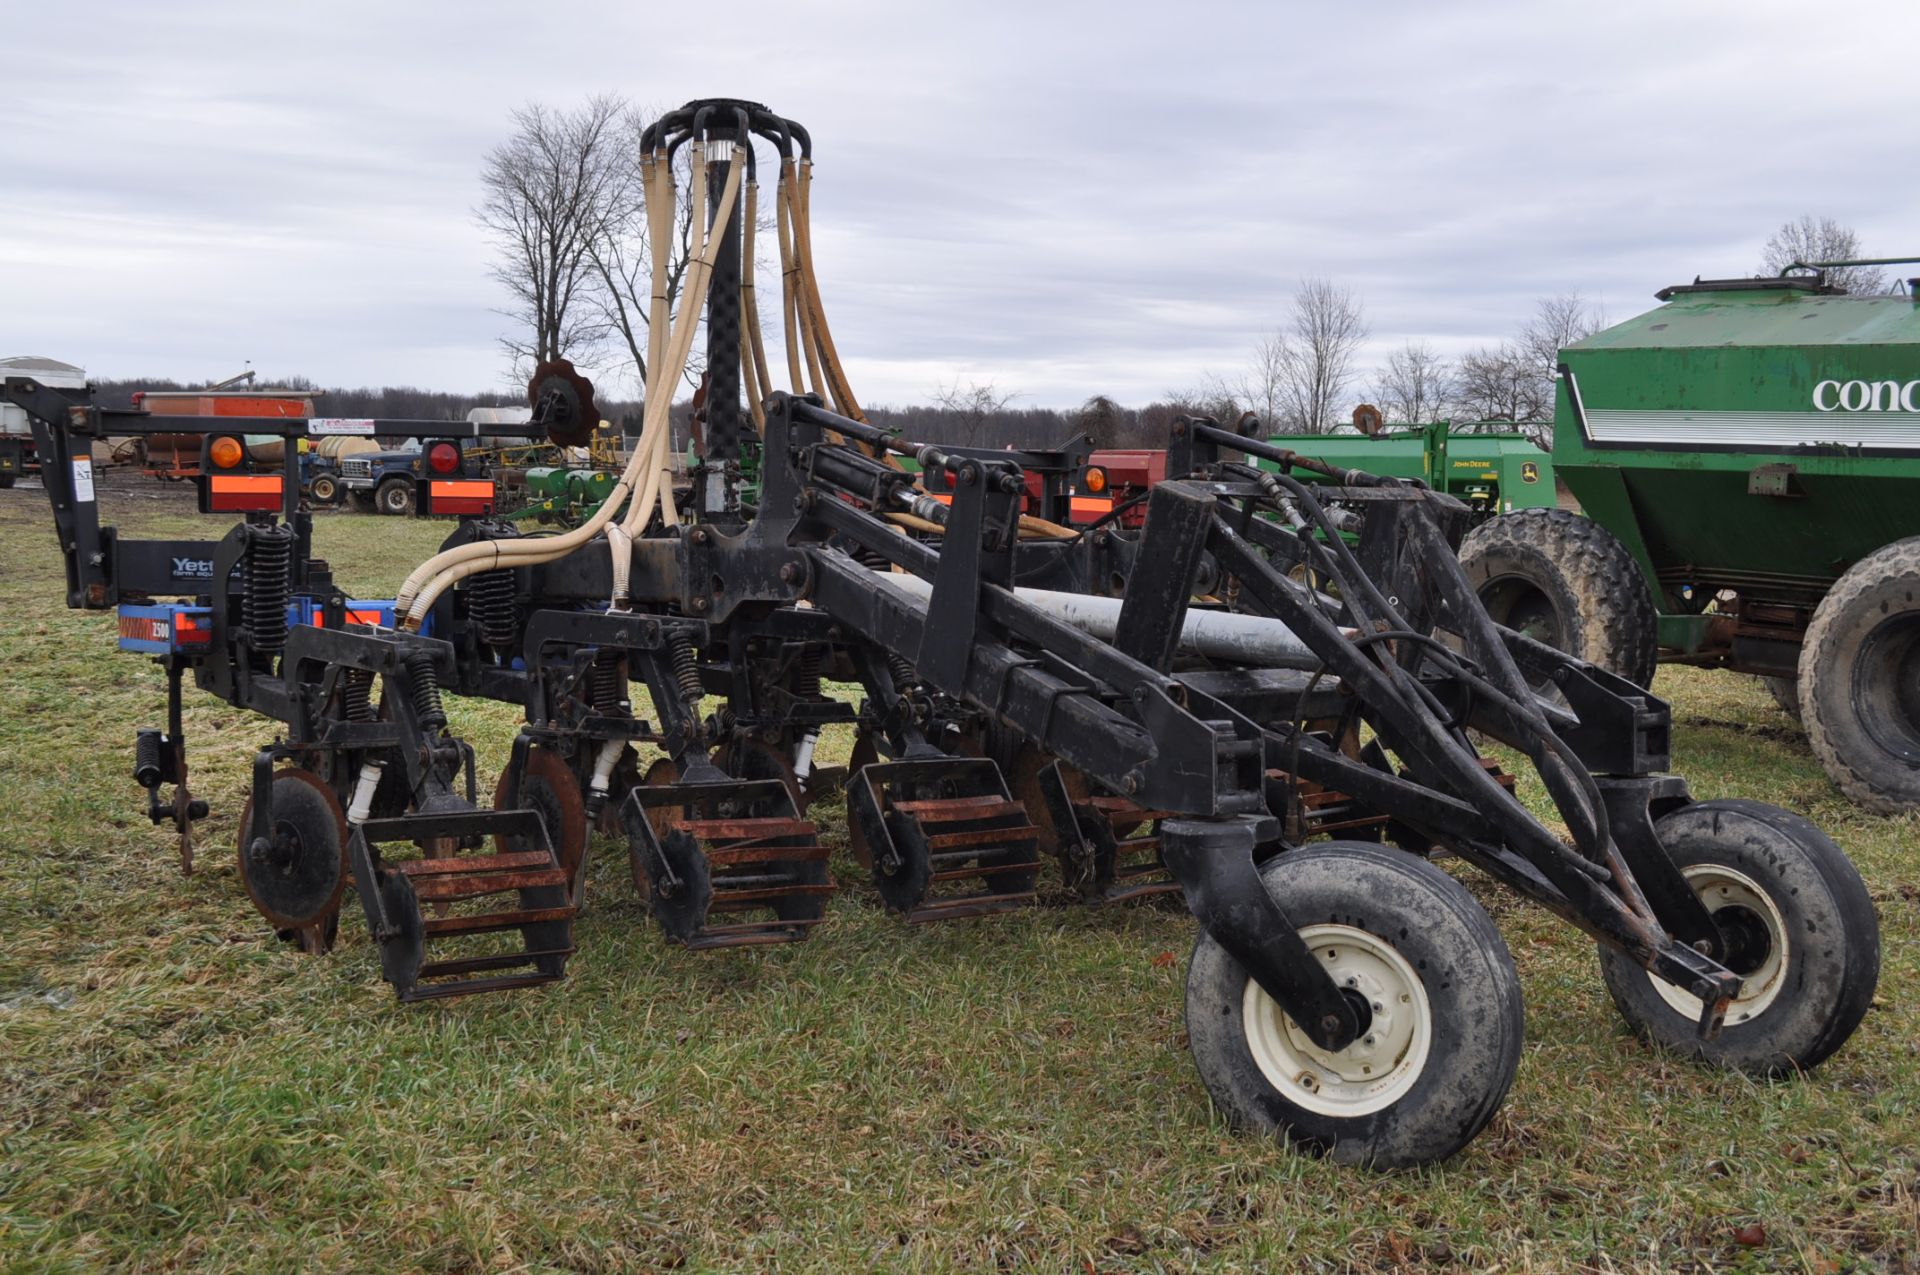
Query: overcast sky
[[3, 1, 1915, 408]]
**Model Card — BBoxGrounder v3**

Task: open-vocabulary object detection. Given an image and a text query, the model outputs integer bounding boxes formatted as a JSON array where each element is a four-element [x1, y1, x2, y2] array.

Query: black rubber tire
[[1457, 508, 1658, 689], [376, 478, 416, 517], [1184, 842, 1523, 1169], [1598, 799, 1879, 1075], [1762, 674, 1801, 720], [1799, 536, 1920, 814], [309, 473, 340, 505]]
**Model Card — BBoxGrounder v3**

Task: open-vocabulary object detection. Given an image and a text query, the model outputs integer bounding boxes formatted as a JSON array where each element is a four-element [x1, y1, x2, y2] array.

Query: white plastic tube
[[874, 573, 1324, 671]]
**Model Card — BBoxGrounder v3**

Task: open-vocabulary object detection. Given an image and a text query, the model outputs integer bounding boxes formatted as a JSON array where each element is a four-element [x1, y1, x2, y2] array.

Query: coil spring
[[590, 650, 627, 712], [668, 633, 703, 702], [887, 652, 916, 690], [795, 647, 823, 699], [404, 649, 446, 731], [342, 669, 376, 722], [134, 729, 164, 788], [468, 567, 520, 651], [243, 524, 293, 654], [854, 544, 892, 572]]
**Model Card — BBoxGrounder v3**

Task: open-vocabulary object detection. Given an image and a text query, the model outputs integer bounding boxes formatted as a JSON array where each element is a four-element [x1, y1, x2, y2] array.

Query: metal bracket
[[1159, 817, 1359, 1051]]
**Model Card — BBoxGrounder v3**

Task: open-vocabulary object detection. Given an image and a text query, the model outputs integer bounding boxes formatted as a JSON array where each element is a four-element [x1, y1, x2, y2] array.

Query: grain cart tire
[[376, 478, 416, 517], [1458, 508, 1658, 689], [1762, 675, 1801, 720], [1598, 800, 1878, 1075], [1799, 536, 1920, 813], [1184, 842, 1523, 1169], [308, 473, 340, 505]]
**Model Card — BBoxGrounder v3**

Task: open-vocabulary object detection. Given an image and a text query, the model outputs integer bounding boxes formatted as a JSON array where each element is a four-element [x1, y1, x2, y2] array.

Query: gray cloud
[[3, 0, 1916, 406]]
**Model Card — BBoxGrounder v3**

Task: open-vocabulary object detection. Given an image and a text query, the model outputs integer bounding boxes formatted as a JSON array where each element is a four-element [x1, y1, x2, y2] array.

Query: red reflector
[[207, 474, 284, 512], [175, 613, 211, 643], [427, 441, 461, 474], [310, 609, 385, 628], [428, 479, 494, 515]]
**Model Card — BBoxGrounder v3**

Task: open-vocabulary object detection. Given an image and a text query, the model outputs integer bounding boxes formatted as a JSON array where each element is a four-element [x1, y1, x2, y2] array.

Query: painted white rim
[[1241, 924, 1433, 1118], [1650, 864, 1790, 1025]]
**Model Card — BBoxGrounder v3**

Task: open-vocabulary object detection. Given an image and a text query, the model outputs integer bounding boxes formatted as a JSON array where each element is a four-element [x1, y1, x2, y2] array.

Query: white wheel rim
[[1649, 864, 1790, 1024], [1241, 924, 1433, 1118]]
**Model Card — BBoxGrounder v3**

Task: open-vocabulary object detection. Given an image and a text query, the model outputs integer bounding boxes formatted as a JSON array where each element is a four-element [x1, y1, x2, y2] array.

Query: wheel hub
[[1242, 924, 1433, 1117], [1854, 612, 1920, 764], [1650, 864, 1789, 1025]]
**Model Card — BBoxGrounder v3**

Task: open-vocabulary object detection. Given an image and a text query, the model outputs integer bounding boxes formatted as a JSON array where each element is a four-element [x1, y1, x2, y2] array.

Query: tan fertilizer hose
[[792, 160, 862, 421], [775, 158, 806, 394], [741, 180, 774, 426], [395, 146, 745, 627]]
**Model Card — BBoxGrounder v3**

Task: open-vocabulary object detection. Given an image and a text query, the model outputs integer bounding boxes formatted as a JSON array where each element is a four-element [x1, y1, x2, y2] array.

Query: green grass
[[1, 485, 1916, 1273]]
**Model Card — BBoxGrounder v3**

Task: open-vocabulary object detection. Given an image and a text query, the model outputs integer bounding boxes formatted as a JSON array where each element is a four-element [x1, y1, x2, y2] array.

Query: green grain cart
[[1458, 263, 1920, 812]]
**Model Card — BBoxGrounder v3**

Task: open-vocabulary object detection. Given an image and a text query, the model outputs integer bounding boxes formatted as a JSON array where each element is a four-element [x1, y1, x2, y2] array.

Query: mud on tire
[[1458, 507, 1658, 689], [1799, 535, 1920, 814], [1598, 799, 1879, 1074], [1184, 842, 1524, 1169]]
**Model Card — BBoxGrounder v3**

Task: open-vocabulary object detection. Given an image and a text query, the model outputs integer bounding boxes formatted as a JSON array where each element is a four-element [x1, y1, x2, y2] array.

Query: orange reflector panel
[[206, 474, 284, 512], [1069, 496, 1114, 522], [427, 479, 494, 516]]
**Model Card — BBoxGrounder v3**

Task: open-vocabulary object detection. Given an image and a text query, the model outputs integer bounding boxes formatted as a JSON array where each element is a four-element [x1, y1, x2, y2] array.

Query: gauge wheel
[[1185, 841, 1523, 1168], [1598, 799, 1879, 1074]]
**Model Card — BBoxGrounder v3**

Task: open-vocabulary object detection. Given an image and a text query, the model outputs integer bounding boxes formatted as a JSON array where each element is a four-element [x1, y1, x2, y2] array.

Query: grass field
[[1, 485, 1916, 1273]]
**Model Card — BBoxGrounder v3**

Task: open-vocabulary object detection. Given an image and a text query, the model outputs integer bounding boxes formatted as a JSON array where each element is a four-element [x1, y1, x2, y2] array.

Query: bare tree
[[1166, 374, 1246, 427], [1762, 215, 1888, 295], [1518, 291, 1607, 373], [582, 104, 695, 396], [1452, 341, 1552, 437], [477, 96, 632, 377], [1233, 334, 1288, 428], [1271, 277, 1369, 433], [932, 380, 1019, 445], [1368, 340, 1454, 426]]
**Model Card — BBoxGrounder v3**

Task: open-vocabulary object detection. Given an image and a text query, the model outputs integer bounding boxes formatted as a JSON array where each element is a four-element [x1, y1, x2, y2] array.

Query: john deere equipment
[[1460, 261, 1920, 812], [1262, 416, 1555, 524], [4, 101, 1881, 1168]]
